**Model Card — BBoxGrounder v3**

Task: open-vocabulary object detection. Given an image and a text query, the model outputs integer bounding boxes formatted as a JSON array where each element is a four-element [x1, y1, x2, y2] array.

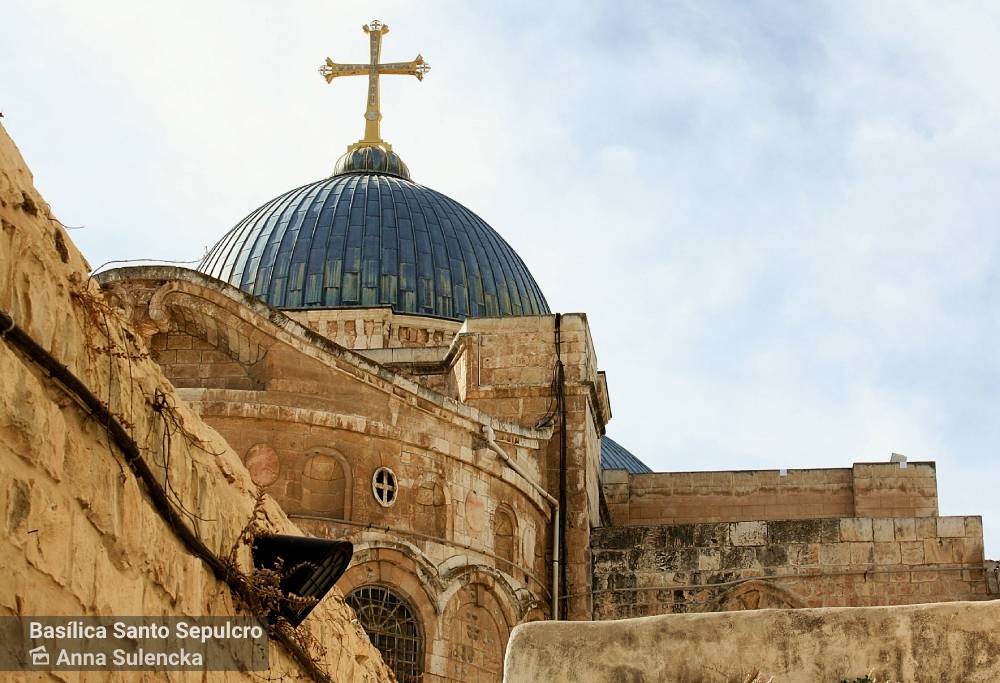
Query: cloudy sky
[[4, 1, 1000, 554]]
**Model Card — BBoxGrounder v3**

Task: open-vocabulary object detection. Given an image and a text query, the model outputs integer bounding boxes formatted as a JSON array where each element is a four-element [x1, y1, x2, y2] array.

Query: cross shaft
[[319, 19, 430, 151]]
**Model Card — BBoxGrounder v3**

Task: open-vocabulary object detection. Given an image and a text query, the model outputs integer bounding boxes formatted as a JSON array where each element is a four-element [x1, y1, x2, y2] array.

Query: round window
[[372, 467, 398, 507]]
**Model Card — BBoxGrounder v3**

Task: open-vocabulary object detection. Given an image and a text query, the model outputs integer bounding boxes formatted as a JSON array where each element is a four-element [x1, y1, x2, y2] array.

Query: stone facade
[[592, 515, 987, 619], [97, 265, 614, 681], [0, 124, 391, 681], [603, 461, 938, 526], [95, 264, 994, 678]]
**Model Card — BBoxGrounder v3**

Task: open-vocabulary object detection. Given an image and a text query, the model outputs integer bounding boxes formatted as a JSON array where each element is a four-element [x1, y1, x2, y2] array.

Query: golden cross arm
[[376, 57, 431, 80], [319, 60, 368, 82], [319, 56, 430, 83]]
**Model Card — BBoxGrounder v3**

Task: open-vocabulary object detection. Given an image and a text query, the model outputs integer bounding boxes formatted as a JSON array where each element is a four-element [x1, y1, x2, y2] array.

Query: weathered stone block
[[900, 541, 925, 565], [937, 517, 966, 538], [592, 526, 641, 550], [818, 543, 852, 566], [872, 518, 894, 542], [167, 333, 192, 349], [894, 518, 916, 541], [769, 519, 838, 544], [915, 517, 937, 539], [730, 521, 766, 546], [757, 545, 789, 567], [788, 543, 820, 567], [663, 524, 696, 548], [964, 516, 984, 539], [849, 542, 875, 565], [693, 523, 729, 547], [721, 547, 759, 570], [698, 549, 722, 571], [840, 518, 873, 542], [874, 542, 902, 565]]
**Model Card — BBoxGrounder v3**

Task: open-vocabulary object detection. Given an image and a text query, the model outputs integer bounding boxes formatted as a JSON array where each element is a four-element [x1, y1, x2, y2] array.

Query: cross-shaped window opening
[[373, 467, 398, 507]]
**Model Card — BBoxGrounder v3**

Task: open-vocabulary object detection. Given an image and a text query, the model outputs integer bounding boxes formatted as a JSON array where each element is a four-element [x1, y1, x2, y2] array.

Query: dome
[[333, 145, 411, 180], [199, 171, 549, 320]]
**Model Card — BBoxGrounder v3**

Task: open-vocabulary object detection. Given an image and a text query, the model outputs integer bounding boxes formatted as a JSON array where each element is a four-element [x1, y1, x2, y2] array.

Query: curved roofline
[[196, 173, 550, 321], [96, 265, 553, 443]]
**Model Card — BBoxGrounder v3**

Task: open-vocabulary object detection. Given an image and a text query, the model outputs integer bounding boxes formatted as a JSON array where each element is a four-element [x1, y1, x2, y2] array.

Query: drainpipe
[[554, 313, 567, 618], [482, 424, 561, 621]]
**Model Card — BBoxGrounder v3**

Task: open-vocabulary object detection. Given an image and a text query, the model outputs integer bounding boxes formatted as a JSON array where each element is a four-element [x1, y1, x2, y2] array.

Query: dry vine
[[224, 490, 332, 681]]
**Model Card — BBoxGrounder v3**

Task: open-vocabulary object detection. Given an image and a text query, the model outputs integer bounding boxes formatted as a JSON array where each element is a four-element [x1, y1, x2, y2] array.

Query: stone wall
[[152, 330, 260, 390], [605, 461, 938, 526], [591, 515, 987, 618], [104, 267, 616, 629], [503, 600, 1000, 683], [98, 266, 558, 682], [0, 123, 391, 681], [445, 314, 612, 620]]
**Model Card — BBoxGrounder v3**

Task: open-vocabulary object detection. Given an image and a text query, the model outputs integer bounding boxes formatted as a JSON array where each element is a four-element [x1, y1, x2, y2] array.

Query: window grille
[[347, 585, 423, 683]]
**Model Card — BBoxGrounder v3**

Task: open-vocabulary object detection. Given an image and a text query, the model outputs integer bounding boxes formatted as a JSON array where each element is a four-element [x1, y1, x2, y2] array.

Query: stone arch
[[440, 575, 515, 683], [413, 472, 450, 539], [492, 504, 517, 571], [438, 565, 522, 628], [349, 539, 445, 599], [710, 580, 805, 612], [340, 545, 440, 621], [301, 448, 352, 520], [145, 280, 270, 367], [339, 544, 441, 679]]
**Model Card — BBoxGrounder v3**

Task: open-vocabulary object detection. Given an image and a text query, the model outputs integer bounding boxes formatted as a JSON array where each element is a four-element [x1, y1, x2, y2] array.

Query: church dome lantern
[[199, 18, 548, 321]]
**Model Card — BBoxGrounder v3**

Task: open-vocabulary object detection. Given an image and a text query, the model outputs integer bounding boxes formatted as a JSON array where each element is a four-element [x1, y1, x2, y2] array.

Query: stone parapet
[[504, 601, 1000, 683], [605, 461, 938, 526], [590, 515, 987, 619]]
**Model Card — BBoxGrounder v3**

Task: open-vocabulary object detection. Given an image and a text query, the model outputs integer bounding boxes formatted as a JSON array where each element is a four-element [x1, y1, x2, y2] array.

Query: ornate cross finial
[[319, 19, 430, 152]]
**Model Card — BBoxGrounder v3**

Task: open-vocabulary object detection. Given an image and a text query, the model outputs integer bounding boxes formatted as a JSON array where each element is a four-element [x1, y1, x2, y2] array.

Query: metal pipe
[[482, 424, 561, 620], [554, 313, 568, 617]]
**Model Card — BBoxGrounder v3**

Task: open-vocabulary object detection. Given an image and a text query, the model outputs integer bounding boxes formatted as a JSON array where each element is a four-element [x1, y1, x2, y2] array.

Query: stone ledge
[[504, 600, 1000, 683]]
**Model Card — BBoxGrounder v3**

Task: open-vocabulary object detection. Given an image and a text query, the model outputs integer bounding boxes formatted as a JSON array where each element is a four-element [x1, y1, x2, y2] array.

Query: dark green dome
[[199, 172, 549, 320], [333, 145, 411, 180]]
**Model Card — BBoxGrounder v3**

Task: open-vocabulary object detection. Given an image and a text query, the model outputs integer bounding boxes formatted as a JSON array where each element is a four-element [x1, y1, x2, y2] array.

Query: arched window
[[493, 506, 516, 569], [346, 586, 423, 683]]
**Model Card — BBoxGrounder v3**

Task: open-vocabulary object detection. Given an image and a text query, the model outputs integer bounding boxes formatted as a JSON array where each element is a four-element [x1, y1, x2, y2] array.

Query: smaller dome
[[334, 145, 411, 180]]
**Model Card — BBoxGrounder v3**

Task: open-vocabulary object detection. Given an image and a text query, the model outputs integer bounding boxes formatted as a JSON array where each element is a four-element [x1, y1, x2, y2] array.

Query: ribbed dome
[[199, 174, 549, 320], [333, 145, 411, 180]]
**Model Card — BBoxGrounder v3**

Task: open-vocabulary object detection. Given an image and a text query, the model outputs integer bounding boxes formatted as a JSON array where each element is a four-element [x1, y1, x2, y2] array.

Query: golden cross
[[319, 19, 430, 152]]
